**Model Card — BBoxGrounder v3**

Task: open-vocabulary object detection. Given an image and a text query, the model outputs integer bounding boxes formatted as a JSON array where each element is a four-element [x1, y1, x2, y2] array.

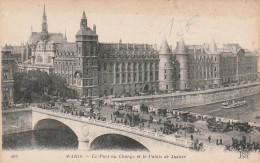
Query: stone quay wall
[[111, 82, 260, 109], [2, 108, 32, 135]]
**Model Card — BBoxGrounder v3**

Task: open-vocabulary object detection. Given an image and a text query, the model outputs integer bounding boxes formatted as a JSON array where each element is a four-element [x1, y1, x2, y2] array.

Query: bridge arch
[[33, 119, 78, 149], [89, 133, 149, 151], [33, 118, 80, 138]]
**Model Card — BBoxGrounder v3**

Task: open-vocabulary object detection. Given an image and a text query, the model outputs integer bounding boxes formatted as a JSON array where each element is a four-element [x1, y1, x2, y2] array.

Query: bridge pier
[[78, 138, 89, 151]]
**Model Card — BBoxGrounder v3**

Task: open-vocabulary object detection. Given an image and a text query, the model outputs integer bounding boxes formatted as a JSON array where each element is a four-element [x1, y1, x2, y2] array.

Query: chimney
[[154, 43, 157, 50], [93, 24, 96, 33]]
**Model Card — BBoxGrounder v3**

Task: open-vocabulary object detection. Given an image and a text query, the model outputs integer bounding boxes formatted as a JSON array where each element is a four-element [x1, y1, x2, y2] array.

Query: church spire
[[43, 4, 47, 20], [41, 4, 48, 40]]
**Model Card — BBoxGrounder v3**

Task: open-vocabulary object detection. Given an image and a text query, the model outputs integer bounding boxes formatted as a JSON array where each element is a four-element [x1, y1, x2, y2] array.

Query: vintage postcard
[[1, 0, 260, 162]]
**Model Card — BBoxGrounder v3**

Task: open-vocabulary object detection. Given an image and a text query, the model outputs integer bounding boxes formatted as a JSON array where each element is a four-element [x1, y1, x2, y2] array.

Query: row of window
[[189, 69, 216, 79], [103, 62, 159, 72], [102, 71, 159, 85], [54, 62, 76, 72], [190, 56, 218, 63]]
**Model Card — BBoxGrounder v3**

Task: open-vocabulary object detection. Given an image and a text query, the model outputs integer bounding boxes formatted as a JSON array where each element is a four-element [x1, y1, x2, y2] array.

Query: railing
[[32, 107, 223, 151]]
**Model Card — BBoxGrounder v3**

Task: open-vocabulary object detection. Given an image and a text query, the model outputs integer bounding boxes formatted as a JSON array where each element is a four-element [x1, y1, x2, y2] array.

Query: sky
[[0, 0, 259, 50]]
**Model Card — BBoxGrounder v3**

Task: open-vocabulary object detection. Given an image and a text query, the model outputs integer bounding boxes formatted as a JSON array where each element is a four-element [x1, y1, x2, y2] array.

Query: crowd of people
[[225, 136, 260, 152]]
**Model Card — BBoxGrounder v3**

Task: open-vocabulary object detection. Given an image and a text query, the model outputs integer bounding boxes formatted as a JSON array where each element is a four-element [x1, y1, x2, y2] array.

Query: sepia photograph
[[1, 0, 260, 162]]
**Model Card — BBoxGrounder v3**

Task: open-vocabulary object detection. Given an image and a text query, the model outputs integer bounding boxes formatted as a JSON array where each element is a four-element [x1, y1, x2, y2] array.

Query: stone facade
[[4, 6, 259, 98], [1, 48, 16, 109]]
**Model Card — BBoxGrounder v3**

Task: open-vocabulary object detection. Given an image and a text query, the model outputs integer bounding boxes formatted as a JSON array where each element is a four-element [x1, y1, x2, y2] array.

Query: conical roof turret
[[159, 38, 172, 54], [176, 37, 186, 54]]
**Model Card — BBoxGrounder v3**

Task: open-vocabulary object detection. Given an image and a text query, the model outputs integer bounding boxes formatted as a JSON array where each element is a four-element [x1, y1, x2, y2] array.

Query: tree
[[13, 70, 72, 103]]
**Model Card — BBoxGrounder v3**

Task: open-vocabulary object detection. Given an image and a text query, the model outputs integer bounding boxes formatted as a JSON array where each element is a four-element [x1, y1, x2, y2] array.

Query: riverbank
[[110, 82, 260, 109]]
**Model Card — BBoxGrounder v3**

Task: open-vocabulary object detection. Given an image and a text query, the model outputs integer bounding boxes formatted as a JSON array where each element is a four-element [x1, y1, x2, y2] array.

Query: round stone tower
[[175, 37, 189, 90], [158, 39, 174, 92]]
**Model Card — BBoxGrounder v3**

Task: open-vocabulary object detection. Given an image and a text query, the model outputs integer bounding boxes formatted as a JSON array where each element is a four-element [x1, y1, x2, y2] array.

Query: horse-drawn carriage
[[179, 112, 198, 123], [233, 122, 252, 133], [163, 121, 179, 135], [206, 118, 232, 132]]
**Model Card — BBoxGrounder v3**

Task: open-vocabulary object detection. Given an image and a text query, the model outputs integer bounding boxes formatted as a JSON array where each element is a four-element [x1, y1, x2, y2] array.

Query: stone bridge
[[31, 107, 222, 152]]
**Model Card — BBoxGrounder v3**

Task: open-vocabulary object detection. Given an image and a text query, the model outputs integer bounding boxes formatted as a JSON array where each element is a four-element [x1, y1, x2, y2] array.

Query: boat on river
[[221, 99, 246, 109]]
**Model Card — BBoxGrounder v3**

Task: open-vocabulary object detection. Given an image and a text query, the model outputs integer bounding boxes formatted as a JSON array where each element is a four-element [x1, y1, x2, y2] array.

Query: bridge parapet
[[31, 107, 224, 152]]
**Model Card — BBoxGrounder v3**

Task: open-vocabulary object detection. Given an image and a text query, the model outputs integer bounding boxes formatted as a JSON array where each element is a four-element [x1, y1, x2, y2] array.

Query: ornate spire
[[41, 4, 48, 39], [43, 4, 47, 20]]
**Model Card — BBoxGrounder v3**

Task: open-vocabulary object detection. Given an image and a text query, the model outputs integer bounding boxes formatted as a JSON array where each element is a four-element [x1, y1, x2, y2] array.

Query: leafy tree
[[13, 70, 72, 103]]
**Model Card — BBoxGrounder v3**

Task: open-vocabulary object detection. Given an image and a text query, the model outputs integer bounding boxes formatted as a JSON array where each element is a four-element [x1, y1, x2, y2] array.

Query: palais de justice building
[[3, 6, 258, 99]]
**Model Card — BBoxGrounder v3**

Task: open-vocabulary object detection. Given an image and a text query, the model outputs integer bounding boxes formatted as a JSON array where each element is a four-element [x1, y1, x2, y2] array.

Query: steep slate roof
[[28, 32, 42, 45], [175, 37, 186, 54], [158, 39, 172, 54], [28, 32, 66, 45], [76, 28, 97, 36], [49, 33, 66, 43], [56, 43, 77, 53], [97, 42, 157, 55], [2, 45, 23, 55]]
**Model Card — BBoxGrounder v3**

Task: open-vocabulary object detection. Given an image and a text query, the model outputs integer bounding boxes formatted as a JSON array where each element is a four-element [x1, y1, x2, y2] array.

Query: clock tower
[[80, 11, 87, 29], [75, 11, 99, 97]]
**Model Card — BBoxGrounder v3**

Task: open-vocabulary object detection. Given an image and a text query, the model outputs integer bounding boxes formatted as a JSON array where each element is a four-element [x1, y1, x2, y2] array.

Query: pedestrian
[[191, 134, 193, 140], [216, 139, 219, 145], [220, 139, 222, 145], [148, 124, 150, 129], [111, 114, 112, 120], [208, 136, 211, 143]]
